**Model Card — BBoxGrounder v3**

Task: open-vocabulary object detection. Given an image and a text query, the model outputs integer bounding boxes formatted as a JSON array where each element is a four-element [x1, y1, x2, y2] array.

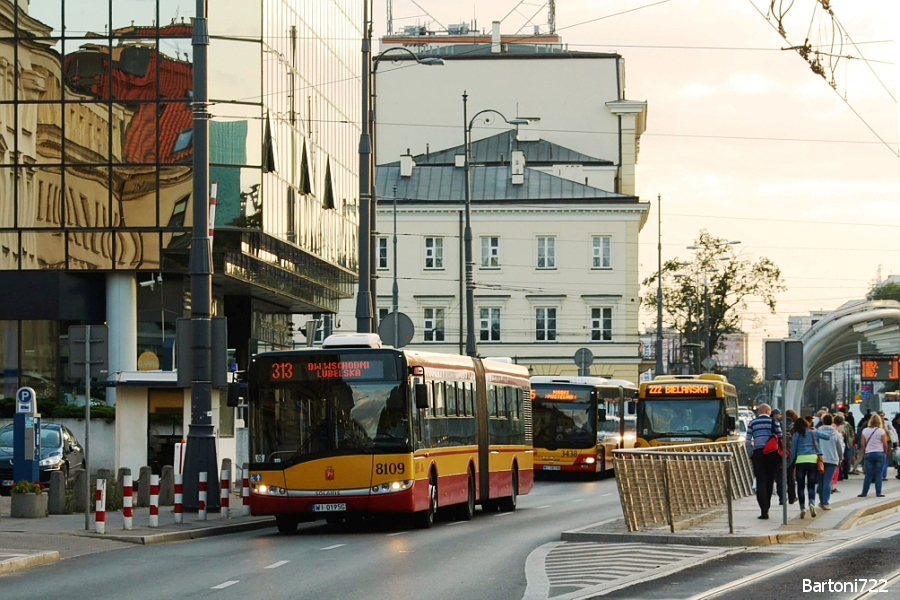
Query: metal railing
[[612, 441, 754, 533]]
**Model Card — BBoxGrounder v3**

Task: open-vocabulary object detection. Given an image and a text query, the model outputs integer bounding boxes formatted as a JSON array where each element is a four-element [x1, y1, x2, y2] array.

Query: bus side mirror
[[726, 415, 736, 431], [226, 382, 247, 407], [414, 383, 429, 410], [627, 401, 636, 415], [598, 408, 607, 423]]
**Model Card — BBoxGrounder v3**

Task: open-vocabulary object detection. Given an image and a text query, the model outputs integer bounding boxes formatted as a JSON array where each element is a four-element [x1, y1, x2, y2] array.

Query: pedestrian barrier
[[123, 474, 133, 530], [199, 471, 208, 520], [149, 474, 159, 528], [613, 441, 754, 533], [220, 468, 230, 519], [174, 472, 183, 524], [95, 479, 106, 534], [242, 472, 250, 517]]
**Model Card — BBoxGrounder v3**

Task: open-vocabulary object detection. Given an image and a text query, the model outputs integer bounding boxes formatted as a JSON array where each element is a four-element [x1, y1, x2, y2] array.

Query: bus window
[[488, 385, 498, 417], [446, 382, 458, 416], [433, 381, 445, 416]]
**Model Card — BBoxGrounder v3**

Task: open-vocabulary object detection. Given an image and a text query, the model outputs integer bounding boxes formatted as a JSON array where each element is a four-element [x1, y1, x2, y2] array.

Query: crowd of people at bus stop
[[746, 403, 900, 520]]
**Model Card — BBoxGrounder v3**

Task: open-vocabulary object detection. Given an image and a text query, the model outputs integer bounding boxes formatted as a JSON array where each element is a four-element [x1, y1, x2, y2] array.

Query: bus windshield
[[251, 380, 410, 465], [532, 399, 596, 449], [638, 399, 724, 437]]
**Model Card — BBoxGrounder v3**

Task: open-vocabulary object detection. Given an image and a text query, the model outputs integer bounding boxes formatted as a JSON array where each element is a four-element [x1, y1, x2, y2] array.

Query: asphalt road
[[0, 474, 625, 600]]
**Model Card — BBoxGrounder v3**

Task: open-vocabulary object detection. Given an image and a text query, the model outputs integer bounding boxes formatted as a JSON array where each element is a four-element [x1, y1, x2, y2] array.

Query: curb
[[75, 518, 276, 545], [837, 496, 900, 530], [559, 528, 818, 547], [0, 551, 60, 575]]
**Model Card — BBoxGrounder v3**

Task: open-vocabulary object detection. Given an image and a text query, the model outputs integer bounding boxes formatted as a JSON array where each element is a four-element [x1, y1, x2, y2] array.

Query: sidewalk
[[0, 494, 275, 575], [562, 470, 900, 547]]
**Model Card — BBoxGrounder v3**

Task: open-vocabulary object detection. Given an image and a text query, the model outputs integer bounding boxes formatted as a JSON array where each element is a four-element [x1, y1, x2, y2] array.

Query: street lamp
[[462, 92, 532, 357], [655, 194, 663, 376], [356, 45, 443, 333]]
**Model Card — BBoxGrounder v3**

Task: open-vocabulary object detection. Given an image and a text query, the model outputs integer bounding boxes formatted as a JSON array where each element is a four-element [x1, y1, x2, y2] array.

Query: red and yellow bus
[[633, 374, 739, 447], [247, 333, 533, 533], [531, 376, 637, 476]]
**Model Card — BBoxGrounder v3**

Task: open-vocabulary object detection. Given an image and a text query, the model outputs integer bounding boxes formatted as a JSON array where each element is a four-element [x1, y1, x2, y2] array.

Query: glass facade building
[[0, 0, 361, 406]]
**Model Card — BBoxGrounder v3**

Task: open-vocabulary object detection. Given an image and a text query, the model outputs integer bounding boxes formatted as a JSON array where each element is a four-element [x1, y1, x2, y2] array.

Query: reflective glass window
[[19, 319, 58, 401], [22, 231, 66, 269], [65, 0, 109, 38], [0, 166, 13, 226], [209, 0, 259, 39], [111, 0, 157, 33], [209, 38, 260, 103], [20, 166, 63, 227], [160, 0, 196, 30], [158, 101, 192, 162], [116, 230, 161, 269], [64, 166, 111, 227], [210, 102, 262, 166], [0, 320, 18, 400], [67, 229, 112, 269], [0, 105, 14, 164], [109, 42, 157, 101], [115, 165, 158, 227], [158, 165, 191, 224], [0, 232, 18, 268], [63, 39, 111, 100], [63, 102, 111, 163], [23, 0, 63, 38], [17, 104, 63, 167]]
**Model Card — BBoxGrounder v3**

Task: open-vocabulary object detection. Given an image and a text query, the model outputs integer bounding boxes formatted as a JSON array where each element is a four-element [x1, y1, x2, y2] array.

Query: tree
[[724, 364, 763, 406], [642, 230, 786, 370], [867, 281, 900, 303]]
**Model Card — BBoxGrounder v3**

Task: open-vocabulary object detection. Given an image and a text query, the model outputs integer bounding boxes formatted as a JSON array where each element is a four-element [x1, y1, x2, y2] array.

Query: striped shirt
[[747, 414, 782, 453]]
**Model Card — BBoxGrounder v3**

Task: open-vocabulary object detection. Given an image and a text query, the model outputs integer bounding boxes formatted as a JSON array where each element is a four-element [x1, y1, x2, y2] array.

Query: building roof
[[386, 43, 619, 61], [408, 130, 612, 167], [377, 164, 635, 203]]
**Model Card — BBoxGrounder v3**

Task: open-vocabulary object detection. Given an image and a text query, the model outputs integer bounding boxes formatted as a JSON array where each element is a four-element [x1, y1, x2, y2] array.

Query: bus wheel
[[275, 515, 298, 534], [415, 476, 436, 529], [499, 471, 518, 512], [454, 471, 475, 521]]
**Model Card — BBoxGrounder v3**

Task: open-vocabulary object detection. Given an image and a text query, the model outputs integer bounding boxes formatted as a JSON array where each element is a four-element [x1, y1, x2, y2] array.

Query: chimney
[[491, 21, 501, 53], [511, 150, 525, 185], [400, 153, 415, 177]]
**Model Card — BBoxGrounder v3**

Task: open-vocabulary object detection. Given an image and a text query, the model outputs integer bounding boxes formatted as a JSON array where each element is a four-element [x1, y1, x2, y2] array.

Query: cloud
[[727, 72, 776, 94]]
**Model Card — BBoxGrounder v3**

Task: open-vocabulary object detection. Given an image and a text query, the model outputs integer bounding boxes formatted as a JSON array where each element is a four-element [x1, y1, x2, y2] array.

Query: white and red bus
[[247, 333, 533, 533]]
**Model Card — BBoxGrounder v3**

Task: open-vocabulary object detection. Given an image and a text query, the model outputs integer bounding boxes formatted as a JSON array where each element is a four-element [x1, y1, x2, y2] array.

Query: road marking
[[321, 544, 346, 550], [601, 493, 612, 497], [265, 561, 289, 569], [535, 505, 552, 509], [448, 520, 466, 525], [211, 581, 239, 589], [573, 498, 585, 503], [495, 512, 513, 517], [386, 531, 408, 536]]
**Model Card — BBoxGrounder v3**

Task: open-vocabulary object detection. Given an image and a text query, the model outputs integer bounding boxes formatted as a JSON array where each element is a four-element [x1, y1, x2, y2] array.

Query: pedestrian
[[879, 411, 898, 480], [837, 412, 855, 480], [814, 413, 842, 510], [790, 416, 818, 518], [859, 413, 890, 498], [746, 403, 782, 520], [784, 409, 799, 504], [853, 414, 870, 475], [833, 413, 850, 487], [842, 404, 855, 431]]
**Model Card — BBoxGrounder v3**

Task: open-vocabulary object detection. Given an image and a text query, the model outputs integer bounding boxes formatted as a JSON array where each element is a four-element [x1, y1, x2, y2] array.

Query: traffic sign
[[379, 312, 415, 348], [16, 387, 36, 415], [574, 348, 594, 369]]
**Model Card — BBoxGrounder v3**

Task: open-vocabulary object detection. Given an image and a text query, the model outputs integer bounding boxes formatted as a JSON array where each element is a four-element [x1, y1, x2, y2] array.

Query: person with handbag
[[877, 411, 898, 481], [790, 416, 819, 518], [859, 413, 890, 498], [746, 403, 783, 520], [814, 414, 843, 510]]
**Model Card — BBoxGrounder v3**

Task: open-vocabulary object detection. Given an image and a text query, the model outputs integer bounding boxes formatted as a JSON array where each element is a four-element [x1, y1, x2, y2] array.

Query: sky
[[373, 0, 899, 369]]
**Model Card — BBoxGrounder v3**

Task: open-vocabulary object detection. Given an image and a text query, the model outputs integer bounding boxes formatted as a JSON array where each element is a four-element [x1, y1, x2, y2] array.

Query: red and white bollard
[[242, 473, 250, 517], [95, 479, 106, 534], [149, 474, 159, 528], [122, 474, 133, 530], [220, 468, 230, 519], [174, 472, 183, 524], [198, 471, 208, 520]]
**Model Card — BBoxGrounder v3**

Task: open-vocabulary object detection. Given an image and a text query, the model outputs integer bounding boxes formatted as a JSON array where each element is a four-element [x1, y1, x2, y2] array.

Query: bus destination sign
[[262, 354, 390, 382], [645, 383, 717, 397], [860, 355, 900, 381], [531, 386, 591, 402]]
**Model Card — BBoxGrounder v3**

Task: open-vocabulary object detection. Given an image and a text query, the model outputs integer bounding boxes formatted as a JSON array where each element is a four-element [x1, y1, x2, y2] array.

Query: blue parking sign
[[16, 387, 35, 414]]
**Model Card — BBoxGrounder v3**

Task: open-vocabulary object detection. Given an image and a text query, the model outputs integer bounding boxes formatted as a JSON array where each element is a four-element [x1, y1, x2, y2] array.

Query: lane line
[[601, 493, 612, 497], [573, 499, 585, 503], [211, 581, 239, 589], [321, 544, 346, 550], [535, 505, 552, 509], [265, 561, 289, 569], [495, 512, 513, 517], [386, 531, 408, 536], [448, 520, 467, 525]]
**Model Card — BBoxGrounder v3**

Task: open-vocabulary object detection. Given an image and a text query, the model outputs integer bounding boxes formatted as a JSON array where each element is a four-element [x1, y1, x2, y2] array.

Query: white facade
[[717, 332, 749, 368]]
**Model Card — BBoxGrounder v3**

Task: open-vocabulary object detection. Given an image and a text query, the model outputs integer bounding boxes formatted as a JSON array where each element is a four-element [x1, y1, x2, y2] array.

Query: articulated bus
[[634, 374, 739, 446], [247, 333, 533, 533], [530, 376, 638, 476]]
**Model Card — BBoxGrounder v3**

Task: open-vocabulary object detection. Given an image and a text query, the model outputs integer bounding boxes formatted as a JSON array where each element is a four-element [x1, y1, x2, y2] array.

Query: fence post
[[149, 474, 159, 528], [199, 471, 208, 520], [220, 468, 230, 519], [123, 474, 133, 530], [242, 463, 250, 517], [95, 479, 106, 534], [662, 460, 674, 533], [726, 460, 734, 535]]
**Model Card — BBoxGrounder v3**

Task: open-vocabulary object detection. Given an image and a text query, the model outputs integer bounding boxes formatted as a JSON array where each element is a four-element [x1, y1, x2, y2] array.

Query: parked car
[[0, 423, 85, 495]]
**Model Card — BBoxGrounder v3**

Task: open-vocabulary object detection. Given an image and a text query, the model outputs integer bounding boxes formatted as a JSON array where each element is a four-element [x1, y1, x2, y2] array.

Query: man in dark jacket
[[747, 404, 783, 519]]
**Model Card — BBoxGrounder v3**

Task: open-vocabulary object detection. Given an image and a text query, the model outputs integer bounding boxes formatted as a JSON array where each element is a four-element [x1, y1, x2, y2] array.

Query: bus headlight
[[583, 457, 596, 464], [371, 480, 413, 494], [252, 484, 287, 496]]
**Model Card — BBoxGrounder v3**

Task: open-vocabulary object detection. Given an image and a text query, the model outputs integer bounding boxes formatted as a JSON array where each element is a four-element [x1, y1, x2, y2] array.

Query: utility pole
[[655, 194, 664, 376]]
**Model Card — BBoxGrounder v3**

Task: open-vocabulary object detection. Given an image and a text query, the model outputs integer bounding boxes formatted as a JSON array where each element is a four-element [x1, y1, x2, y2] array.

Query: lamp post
[[655, 194, 663, 376], [355, 44, 443, 333], [462, 93, 531, 357]]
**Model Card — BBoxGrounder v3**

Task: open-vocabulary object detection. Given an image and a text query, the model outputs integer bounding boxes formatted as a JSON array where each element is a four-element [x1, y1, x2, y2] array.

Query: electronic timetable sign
[[258, 354, 394, 382], [860, 355, 900, 381], [530, 386, 592, 402], [644, 383, 717, 397]]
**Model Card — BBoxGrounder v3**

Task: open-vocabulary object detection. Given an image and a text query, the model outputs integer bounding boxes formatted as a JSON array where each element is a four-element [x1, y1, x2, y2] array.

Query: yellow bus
[[633, 374, 739, 446], [531, 376, 637, 476], [247, 334, 533, 533]]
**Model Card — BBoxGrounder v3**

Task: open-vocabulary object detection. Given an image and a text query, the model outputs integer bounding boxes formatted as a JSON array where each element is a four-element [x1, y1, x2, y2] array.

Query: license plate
[[542, 466, 561, 471], [1, 479, 13, 487], [312, 503, 346, 512]]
